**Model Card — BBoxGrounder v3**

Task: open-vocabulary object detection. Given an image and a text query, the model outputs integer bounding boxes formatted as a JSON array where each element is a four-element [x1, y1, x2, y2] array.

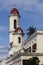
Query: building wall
[[37, 33, 43, 53], [11, 34, 23, 53], [13, 60, 21, 65], [9, 15, 20, 43], [10, 15, 20, 31], [13, 34, 23, 46], [24, 31, 43, 53], [1, 60, 6, 65], [8, 49, 13, 56], [9, 33, 13, 43]]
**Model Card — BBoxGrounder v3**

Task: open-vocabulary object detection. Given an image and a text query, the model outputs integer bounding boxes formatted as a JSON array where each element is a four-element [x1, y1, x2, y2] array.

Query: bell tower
[[9, 7, 20, 43], [9, 7, 24, 57]]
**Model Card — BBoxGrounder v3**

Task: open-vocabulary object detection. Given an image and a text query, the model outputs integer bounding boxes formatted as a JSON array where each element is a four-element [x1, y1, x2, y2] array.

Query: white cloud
[[0, 55, 7, 60], [0, 45, 8, 60], [0, 25, 9, 31], [0, 50, 8, 52], [0, 45, 8, 49]]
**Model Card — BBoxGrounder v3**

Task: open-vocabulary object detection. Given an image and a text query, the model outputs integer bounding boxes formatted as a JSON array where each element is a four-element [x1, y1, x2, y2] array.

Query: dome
[[14, 27, 23, 33], [10, 8, 20, 16]]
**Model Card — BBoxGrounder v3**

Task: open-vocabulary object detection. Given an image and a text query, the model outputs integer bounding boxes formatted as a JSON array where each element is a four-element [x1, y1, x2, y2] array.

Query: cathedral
[[1, 7, 43, 65]]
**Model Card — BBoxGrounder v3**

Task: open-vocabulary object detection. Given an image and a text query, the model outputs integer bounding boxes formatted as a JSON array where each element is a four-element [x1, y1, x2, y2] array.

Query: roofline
[[24, 30, 43, 45], [6, 52, 43, 64]]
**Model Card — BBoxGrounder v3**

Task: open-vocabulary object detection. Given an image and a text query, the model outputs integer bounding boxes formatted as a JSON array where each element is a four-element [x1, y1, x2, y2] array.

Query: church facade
[[1, 7, 43, 65]]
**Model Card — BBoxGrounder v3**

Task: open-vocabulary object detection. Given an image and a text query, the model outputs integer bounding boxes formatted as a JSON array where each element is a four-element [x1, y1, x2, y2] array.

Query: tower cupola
[[10, 8, 19, 15], [10, 7, 20, 31], [10, 7, 20, 17]]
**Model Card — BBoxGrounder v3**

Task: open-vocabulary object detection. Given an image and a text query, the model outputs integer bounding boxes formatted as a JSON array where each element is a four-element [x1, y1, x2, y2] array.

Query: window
[[14, 19, 16, 28], [29, 47, 31, 52], [32, 43, 36, 52], [18, 37, 21, 43]]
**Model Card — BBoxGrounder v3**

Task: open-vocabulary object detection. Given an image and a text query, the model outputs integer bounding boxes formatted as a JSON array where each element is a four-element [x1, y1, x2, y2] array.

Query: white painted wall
[[24, 31, 43, 53], [12, 33, 24, 53], [1, 60, 6, 65], [8, 48, 13, 56], [9, 15, 20, 31], [9, 33, 13, 43], [37, 33, 43, 53], [9, 14, 20, 43], [13, 34, 23, 46]]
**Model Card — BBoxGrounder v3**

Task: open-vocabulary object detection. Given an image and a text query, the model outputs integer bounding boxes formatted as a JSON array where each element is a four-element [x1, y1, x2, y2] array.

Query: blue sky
[[0, 0, 43, 60]]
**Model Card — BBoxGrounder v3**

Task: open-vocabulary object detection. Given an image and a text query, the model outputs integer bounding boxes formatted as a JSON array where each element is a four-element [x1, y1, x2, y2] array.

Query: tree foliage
[[23, 57, 40, 65], [27, 26, 36, 37]]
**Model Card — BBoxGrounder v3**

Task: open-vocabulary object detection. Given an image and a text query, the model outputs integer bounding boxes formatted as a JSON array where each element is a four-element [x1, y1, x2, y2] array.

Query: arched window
[[32, 43, 36, 52], [14, 19, 17, 28], [18, 37, 21, 43]]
